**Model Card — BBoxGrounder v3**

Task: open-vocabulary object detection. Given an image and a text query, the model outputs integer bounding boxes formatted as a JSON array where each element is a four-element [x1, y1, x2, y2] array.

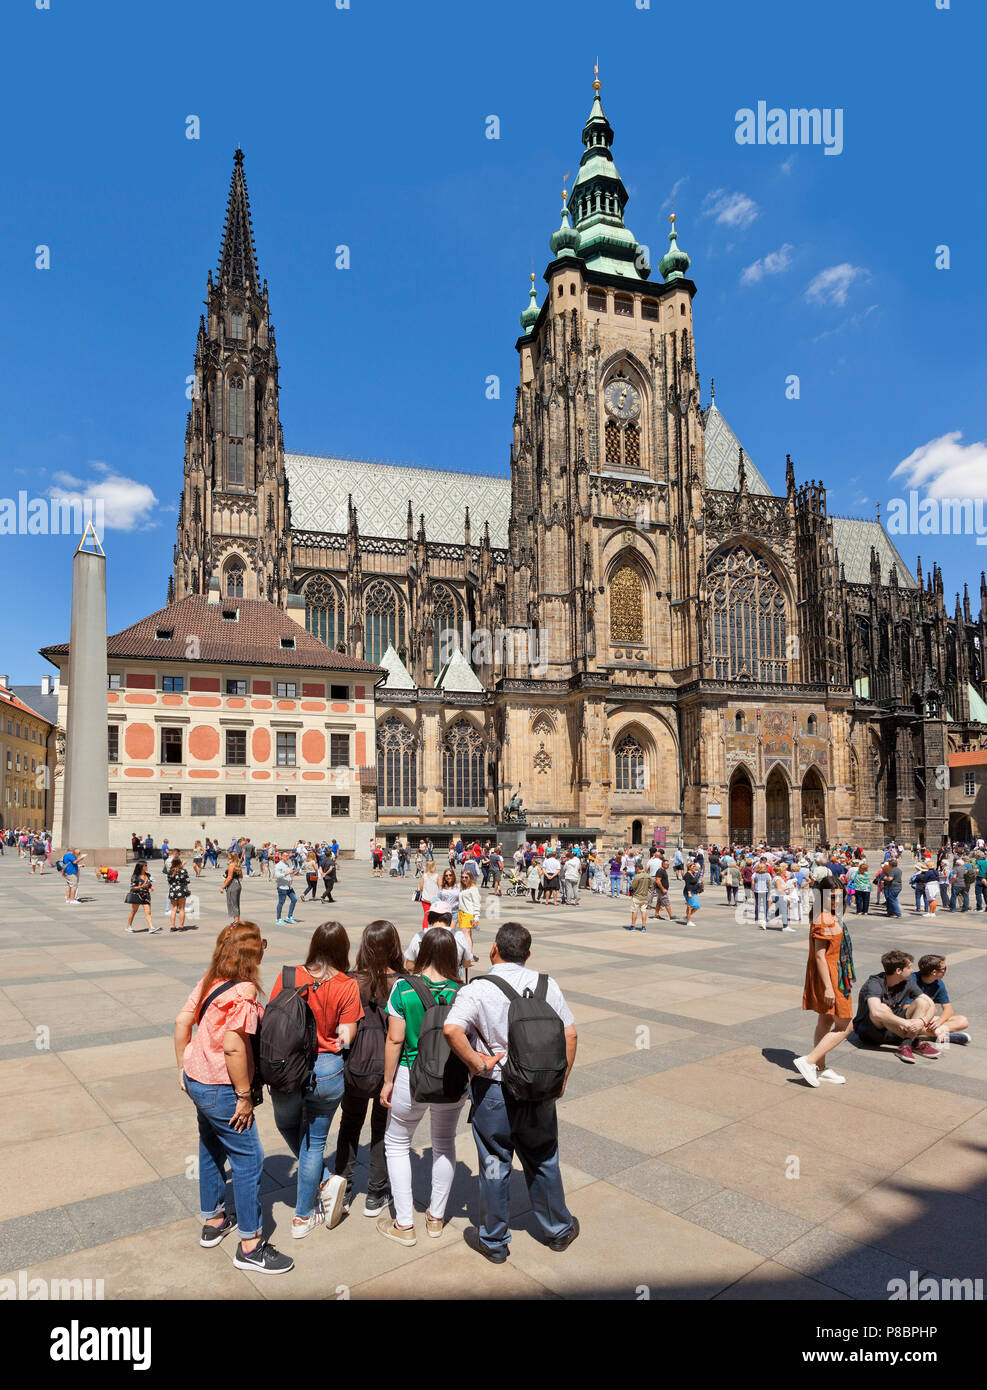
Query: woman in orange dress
[[793, 875, 855, 1087]]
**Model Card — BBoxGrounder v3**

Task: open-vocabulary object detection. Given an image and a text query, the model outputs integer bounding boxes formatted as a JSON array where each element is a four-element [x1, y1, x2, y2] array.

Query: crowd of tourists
[[174, 916, 578, 1276]]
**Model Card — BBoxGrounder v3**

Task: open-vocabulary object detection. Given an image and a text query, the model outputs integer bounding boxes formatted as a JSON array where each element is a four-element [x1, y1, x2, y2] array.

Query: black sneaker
[[363, 1190, 392, 1218], [547, 1217, 580, 1253], [199, 1214, 234, 1248], [233, 1240, 294, 1275], [465, 1227, 508, 1264]]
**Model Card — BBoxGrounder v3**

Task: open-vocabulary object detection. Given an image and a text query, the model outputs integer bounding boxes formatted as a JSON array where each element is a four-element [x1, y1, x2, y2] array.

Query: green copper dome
[[519, 273, 540, 333], [659, 214, 691, 282], [549, 191, 579, 258], [566, 71, 649, 281]]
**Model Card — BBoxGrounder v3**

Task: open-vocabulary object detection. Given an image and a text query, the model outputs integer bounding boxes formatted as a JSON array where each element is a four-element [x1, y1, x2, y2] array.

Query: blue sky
[[2, 0, 986, 680]]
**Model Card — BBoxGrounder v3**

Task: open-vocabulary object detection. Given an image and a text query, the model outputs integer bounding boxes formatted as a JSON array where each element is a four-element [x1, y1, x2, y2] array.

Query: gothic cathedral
[[171, 78, 987, 849]]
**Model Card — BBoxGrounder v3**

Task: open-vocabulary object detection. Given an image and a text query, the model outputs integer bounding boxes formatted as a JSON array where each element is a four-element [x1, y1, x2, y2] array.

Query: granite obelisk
[[61, 523, 109, 852]]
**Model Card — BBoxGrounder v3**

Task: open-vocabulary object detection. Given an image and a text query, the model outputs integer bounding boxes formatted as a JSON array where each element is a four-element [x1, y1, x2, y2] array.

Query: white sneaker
[[319, 1174, 346, 1230], [148, 926, 162, 934], [781, 925, 796, 932], [126, 925, 135, 932], [818, 1067, 846, 1084], [793, 1055, 820, 1087], [290, 1211, 324, 1240]]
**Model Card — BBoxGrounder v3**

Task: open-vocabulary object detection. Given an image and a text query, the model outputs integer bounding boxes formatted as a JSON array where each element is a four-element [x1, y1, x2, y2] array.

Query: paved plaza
[[0, 853, 984, 1301]]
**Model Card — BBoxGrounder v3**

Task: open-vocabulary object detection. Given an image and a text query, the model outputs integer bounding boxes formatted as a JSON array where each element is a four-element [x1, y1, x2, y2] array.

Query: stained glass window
[[364, 581, 405, 665], [615, 733, 646, 791], [377, 717, 419, 811], [707, 546, 788, 682], [432, 584, 461, 680], [225, 563, 244, 598], [442, 719, 486, 811], [305, 574, 344, 649]]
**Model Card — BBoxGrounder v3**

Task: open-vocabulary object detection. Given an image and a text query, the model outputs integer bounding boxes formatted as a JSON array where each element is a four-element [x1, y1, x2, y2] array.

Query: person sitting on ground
[[911, 954, 971, 1045], [852, 949, 941, 1064], [627, 863, 651, 931]]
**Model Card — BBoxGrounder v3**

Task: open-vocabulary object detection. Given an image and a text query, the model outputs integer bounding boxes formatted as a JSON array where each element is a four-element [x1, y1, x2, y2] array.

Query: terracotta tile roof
[[948, 750, 987, 767], [0, 684, 55, 725], [40, 596, 384, 676]]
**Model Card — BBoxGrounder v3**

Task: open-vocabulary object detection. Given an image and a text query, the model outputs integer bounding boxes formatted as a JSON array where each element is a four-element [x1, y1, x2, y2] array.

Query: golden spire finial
[[562, 170, 570, 210], [593, 58, 601, 93]]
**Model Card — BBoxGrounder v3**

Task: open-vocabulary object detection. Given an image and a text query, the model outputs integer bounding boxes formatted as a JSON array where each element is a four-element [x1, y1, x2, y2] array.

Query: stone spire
[[218, 149, 260, 293]]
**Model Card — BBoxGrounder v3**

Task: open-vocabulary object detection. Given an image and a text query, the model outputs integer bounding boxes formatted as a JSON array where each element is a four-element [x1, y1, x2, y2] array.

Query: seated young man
[[852, 949, 941, 1064], [911, 954, 971, 1045]]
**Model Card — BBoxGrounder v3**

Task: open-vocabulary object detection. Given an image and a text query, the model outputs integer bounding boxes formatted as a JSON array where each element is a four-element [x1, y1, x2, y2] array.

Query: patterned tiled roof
[[41, 597, 384, 674], [379, 644, 416, 690], [830, 518, 916, 588], [703, 404, 771, 496], [285, 454, 512, 547]]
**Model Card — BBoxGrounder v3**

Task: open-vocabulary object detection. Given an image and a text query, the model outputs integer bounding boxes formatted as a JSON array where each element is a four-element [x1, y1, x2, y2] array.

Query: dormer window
[[280, 637, 295, 650], [221, 608, 239, 622], [155, 628, 174, 641]]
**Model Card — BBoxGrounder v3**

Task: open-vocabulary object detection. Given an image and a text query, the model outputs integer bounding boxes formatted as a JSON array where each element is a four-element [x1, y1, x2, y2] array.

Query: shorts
[[491, 870, 502, 885], [854, 1022, 901, 1048]]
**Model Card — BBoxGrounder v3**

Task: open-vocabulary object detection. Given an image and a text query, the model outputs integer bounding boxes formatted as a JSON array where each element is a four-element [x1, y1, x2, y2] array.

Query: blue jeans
[[276, 885, 297, 920], [754, 891, 768, 921], [244, 853, 253, 875], [272, 1052, 346, 1218], [884, 887, 902, 917], [976, 879, 987, 910], [184, 1074, 264, 1239], [771, 892, 788, 925], [469, 1077, 573, 1254], [610, 874, 620, 897]]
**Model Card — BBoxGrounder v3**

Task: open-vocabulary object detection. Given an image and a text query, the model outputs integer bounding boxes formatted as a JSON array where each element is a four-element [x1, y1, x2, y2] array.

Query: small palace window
[[331, 796, 350, 817], [226, 679, 246, 695], [276, 681, 298, 699], [276, 731, 296, 766], [163, 676, 184, 692], [226, 794, 246, 816], [964, 771, 976, 797], [108, 725, 119, 762], [108, 792, 118, 816], [160, 793, 181, 816], [108, 673, 123, 690], [330, 733, 349, 767], [330, 684, 349, 701], [161, 727, 183, 763], [225, 729, 247, 765], [277, 794, 296, 817]]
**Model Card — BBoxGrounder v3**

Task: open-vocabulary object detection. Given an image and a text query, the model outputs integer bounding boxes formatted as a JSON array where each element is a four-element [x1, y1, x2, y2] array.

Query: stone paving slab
[[0, 853, 984, 1300]]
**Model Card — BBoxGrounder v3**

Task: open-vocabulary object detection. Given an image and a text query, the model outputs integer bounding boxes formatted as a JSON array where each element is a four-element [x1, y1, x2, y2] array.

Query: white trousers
[[384, 1066, 466, 1228]]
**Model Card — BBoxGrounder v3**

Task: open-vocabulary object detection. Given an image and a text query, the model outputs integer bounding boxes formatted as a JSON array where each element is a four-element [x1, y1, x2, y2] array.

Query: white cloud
[[805, 263, 870, 307], [46, 466, 158, 531], [780, 156, 795, 175], [812, 303, 878, 343], [891, 432, 987, 500], [740, 243, 793, 285], [701, 189, 759, 230]]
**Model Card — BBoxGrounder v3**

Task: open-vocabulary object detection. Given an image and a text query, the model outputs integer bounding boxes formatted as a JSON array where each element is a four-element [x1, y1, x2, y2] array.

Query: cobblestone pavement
[[0, 851, 983, 1299]]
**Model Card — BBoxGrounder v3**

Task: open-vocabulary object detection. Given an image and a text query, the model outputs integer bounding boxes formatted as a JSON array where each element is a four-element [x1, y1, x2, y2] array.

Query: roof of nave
[[285, 454, 512, 547], [830, 517, 916, 588]]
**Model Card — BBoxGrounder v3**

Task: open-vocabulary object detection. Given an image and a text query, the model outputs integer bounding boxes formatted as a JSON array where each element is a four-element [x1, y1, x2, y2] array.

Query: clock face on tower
[[604, 378, 642, 421]]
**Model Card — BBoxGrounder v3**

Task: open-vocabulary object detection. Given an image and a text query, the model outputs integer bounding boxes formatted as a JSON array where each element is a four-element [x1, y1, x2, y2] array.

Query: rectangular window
[[225, 794, 246, 817], [225, 729, 247, 765], [163, 676, 184, 693], [588, 289, 607, 312], [614, 296, 633, 317], [964, 771, 976, 797], [160, 793, 181, 816], [15, 754, 20, 771], [191, 797, 217, 816], [226, 679, 247, 695], [330, 796, 350, 817], [329, 733, 349, 767], [108, 725, 119, 762], [276, 731, 296, 766], [108, 672, 122, 690], [5, 750, 10, 770], [30, 789, 35, 808], [228, 440, 244, 486], [161, 727, 183, 764], [276, 682, 298, 699], [641, 299, 659, 321], [277, 794, 296, 817], [330, 684, 349, 701], [108, 792, 117, 816]]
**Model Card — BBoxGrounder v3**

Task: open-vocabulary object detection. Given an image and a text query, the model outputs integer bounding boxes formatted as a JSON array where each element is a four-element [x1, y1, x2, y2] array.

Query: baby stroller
[[503, 867, 529, 897]]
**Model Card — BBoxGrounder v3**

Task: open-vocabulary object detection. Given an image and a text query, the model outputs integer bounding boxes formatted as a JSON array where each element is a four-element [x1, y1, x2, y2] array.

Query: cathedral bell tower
[[172, 149, 292, 604]]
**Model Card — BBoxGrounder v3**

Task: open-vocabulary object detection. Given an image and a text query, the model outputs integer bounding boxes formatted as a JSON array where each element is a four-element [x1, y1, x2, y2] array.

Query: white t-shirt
[[543, 856, 561, 877], [404, 928, 474, 972], [647, 856, 662, 878], [444, 963, 574, 1084]]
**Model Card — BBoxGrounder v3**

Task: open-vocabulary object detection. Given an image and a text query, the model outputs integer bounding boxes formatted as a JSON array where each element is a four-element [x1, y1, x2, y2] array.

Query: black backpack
[[343, 990, 388, 1099], [257, 966, 319, 1095], [478, 974, 568, 1102], [406, 976, 468, 1104]]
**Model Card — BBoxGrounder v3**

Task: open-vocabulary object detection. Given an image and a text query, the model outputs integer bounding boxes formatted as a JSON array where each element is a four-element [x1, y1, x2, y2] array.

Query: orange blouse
[[182, 977, 263, 1085], [802, 913, 852, 1018]]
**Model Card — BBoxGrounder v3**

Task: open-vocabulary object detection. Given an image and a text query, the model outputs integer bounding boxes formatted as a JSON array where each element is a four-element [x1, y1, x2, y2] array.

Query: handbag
[[124, 889, 141, 904], [413, 889, 422, 902]]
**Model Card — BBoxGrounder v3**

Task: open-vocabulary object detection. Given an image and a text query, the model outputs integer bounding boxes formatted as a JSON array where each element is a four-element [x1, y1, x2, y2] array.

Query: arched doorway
[[802, 768, 827, 846], [631, 819, 643, 846], [729, 768, 754, 846], [765, 766, 790, 846]]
